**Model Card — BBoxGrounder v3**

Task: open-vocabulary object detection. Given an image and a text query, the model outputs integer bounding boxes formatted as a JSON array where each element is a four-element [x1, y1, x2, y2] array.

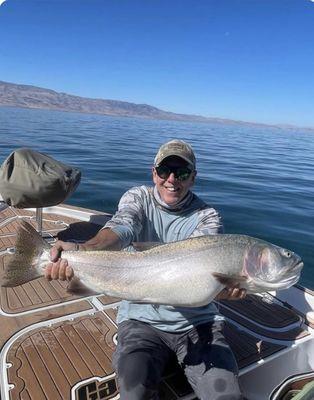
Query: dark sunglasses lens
[[176, 167, 192, 181], [156, 166, 170, 179], [156, 166, 192, 181]]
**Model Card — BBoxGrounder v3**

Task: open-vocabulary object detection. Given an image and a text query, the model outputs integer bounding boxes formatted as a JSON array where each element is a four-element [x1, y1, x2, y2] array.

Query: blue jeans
[[113, 319, 242, 400]]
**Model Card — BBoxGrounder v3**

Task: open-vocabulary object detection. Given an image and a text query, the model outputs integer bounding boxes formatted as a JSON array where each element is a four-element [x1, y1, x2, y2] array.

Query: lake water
[[0, 106, 313, 289]]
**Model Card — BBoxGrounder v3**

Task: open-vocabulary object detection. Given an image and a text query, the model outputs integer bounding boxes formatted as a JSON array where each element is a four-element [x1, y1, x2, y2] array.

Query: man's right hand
[[45, 240, 76, 281]]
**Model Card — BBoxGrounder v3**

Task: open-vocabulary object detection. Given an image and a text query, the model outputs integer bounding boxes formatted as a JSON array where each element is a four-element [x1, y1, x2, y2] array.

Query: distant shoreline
[[0, 80, 313, 132]]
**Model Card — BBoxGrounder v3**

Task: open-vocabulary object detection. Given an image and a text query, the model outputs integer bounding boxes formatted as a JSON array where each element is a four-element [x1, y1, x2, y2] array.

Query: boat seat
[[0, 148, 81, 233]]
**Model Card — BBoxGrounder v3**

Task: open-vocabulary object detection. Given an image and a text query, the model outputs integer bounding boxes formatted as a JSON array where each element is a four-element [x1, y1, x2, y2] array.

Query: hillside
[[0, 80, 255, 126]]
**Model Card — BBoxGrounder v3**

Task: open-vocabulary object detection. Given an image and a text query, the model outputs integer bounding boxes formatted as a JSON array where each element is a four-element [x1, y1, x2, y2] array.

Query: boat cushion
[[0, 148, 81, 208]]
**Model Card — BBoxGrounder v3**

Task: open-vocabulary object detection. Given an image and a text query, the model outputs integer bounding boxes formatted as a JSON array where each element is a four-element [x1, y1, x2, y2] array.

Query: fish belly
[[71, 255, 225, 307]]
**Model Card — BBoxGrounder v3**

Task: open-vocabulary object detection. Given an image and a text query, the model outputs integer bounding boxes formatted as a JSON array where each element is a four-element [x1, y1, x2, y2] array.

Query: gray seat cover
[[0, 148, 81, 208]]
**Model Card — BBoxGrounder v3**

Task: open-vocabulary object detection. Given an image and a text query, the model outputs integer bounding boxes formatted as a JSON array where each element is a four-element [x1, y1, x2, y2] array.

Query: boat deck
[[0, 204, 311, 400]]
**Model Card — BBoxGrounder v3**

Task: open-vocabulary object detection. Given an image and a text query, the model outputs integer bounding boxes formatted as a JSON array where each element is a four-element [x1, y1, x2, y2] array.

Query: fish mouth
[[261, 273, 300, 290], [293, 261, 304, 272], [282, 274, 301, 287], [277, 261, 303, 285]]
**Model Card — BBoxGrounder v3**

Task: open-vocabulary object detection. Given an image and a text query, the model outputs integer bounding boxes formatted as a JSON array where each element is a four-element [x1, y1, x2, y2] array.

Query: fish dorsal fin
[[132, 242, 161, 252], [67, 277, 99, 296], [212, 272, 247, 287]]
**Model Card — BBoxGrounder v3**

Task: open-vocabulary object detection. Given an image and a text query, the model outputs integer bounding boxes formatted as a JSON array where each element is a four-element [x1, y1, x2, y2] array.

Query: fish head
[[244, 240, 303, 291]]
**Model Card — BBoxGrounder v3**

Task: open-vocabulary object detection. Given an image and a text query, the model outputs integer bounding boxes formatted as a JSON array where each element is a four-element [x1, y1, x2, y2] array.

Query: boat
[[0, 149, 313, 400]]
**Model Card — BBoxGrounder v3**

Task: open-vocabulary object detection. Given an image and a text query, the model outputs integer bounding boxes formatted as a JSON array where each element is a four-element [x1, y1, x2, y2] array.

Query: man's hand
[[45, 240, 75, 281], [45, 229, 122, 282], [215, 285, 247, 301]]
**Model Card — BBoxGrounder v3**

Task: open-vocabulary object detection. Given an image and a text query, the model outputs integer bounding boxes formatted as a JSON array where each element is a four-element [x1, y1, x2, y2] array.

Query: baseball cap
[[154, 140, 196, 169]]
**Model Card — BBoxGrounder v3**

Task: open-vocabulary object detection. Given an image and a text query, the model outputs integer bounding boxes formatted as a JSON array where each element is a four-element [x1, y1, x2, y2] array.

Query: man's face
[[152, 156, 196, 206]]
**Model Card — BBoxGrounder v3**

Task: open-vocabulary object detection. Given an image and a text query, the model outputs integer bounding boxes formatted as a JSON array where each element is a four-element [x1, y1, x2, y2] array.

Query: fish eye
[[283, 250, 292, 258]]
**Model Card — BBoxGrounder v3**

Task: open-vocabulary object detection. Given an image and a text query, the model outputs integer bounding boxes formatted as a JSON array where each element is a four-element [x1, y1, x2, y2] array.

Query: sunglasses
[[155, 165, 193, 181]]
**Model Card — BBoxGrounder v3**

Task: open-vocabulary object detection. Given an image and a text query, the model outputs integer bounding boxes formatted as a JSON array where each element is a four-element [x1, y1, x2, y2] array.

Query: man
[[46, 139, 245, 400]]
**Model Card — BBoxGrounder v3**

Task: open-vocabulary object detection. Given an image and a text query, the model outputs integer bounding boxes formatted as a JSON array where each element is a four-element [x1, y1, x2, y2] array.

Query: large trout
[[1, 220, 303, 307]]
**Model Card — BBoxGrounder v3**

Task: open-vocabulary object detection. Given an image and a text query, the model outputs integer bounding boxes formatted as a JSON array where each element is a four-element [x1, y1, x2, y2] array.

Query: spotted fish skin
[[1, 220, 303, 307]]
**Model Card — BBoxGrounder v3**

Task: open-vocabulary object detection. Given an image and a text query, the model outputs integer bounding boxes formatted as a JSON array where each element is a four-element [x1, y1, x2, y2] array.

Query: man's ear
[[191, 170, 197, 183], [152, 167, 158, 184]]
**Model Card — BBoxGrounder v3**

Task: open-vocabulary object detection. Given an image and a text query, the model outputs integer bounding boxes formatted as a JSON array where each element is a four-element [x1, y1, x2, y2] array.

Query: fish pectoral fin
[[131, 241, 161, 252], [212, 272, 247, 287], [66, 277, 99, 296]]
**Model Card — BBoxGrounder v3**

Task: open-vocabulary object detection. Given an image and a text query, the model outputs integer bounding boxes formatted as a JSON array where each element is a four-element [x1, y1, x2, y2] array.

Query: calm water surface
[[0, 106, 313, 288]]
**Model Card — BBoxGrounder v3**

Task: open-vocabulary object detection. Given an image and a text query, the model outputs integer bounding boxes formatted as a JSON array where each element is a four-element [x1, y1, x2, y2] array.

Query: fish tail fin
[[2, 220, 50, 287]]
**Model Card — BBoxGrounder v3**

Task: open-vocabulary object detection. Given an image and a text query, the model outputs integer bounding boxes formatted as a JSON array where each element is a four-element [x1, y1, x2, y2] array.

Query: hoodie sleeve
[[104, 186, 145, 248], [190, 206, 224, 237]]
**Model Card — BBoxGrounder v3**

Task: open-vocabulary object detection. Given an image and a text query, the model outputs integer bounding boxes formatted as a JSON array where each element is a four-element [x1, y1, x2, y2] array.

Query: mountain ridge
[[0, 80, 312, 131]]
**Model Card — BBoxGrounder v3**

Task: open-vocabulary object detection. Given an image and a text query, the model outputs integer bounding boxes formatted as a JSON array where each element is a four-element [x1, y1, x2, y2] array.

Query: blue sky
[[0, 0, 314, 127]]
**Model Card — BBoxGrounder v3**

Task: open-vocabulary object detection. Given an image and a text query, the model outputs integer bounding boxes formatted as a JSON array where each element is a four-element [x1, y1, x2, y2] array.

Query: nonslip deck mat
[[5, 310, 285, 400], [0, 301, 94, 353], [6, 312, 117, 400], [217, 302, 308, 341], [219, 295, 300, 328]]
